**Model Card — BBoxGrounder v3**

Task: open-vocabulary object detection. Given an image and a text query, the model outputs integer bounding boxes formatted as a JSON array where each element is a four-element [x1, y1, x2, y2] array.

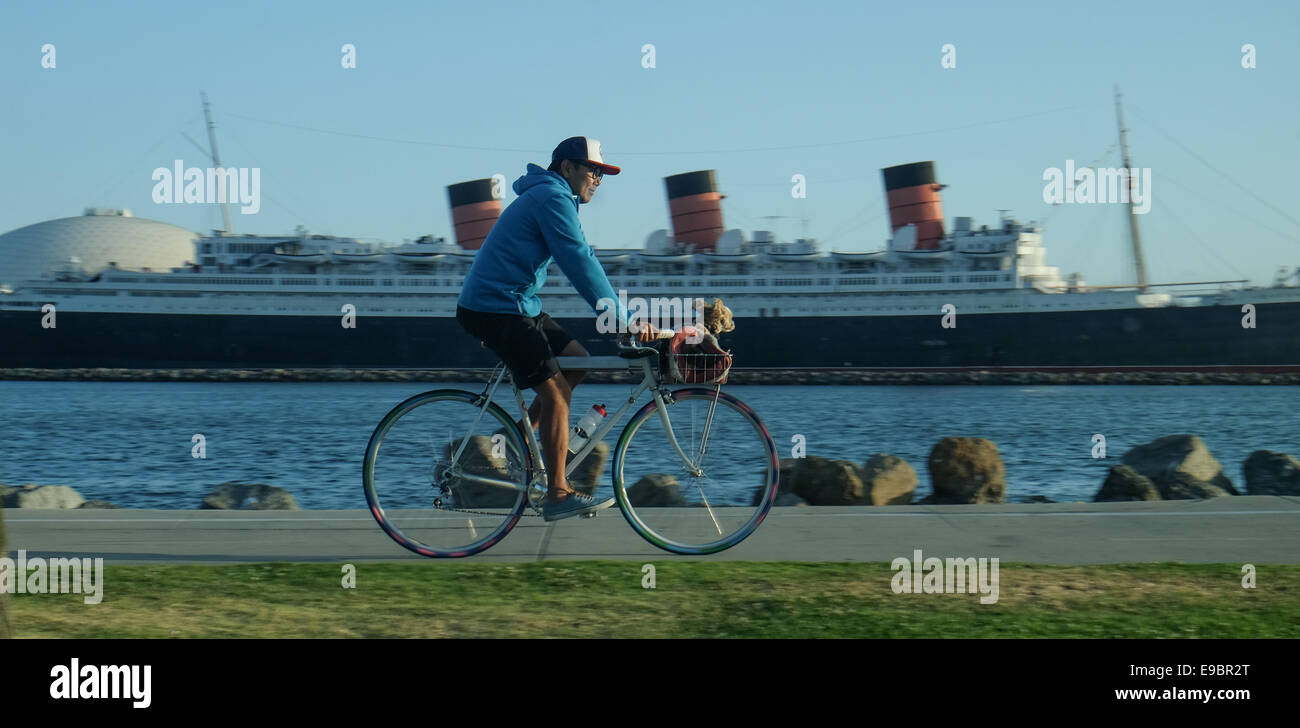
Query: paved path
[[5, 496, 1299, 565]]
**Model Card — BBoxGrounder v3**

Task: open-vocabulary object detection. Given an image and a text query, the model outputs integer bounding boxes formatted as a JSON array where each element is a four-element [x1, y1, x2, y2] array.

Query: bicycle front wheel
[[363, 389, 531, 558], [612, 387, 779, 554]]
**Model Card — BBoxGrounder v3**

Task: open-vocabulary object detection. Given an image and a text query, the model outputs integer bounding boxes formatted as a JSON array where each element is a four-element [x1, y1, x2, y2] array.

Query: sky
[[1, 0, 1297, 286]]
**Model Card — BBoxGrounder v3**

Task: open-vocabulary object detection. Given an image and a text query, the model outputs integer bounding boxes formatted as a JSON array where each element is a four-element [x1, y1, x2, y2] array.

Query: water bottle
[[569, 404, 607, 453]]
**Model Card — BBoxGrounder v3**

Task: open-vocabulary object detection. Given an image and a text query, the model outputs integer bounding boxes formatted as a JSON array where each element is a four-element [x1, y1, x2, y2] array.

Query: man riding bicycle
[[456, 136, 657, 521]]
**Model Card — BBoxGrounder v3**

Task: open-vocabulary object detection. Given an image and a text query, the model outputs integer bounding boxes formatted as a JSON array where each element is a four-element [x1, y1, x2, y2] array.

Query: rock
[[773, 492, 807, 506], [441, 436, 520, 509], [1120, 435, 1237, 497], [1158, 471, 1233, 500], [925, 437, 1007, 504], [751, 458, 800, 506], [0, 484, 85, 509], [1095, 465, 1160, 502], [200, 482, 299, 510], [1243, 450, 1300, 496], [77, 500, 121, 509], [790, 456, 867, 505], [627, 474, 685, 507], [570, 442, 609, 496], [861, 454, 917, 505]]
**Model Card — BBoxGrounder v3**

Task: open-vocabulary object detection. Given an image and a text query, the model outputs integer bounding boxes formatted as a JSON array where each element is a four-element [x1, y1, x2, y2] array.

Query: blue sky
[[1, 0, 1296, 285]]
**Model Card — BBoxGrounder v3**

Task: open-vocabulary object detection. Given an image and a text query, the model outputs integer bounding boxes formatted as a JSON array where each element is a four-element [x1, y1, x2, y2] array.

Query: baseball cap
[[551, 136, 621, 176]]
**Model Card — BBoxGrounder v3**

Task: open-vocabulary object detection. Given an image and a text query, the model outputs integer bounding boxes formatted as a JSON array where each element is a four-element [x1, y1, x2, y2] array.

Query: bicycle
[[362, 330, 780, 557]]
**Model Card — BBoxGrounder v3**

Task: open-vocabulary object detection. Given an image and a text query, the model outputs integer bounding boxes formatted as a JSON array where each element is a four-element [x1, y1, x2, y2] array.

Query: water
[[2, 381, 1296, 508]]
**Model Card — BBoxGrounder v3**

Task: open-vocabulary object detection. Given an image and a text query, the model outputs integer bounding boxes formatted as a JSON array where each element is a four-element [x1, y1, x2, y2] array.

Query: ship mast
[[1114, 86, 1147, 292], [201, 91, 234, 235]]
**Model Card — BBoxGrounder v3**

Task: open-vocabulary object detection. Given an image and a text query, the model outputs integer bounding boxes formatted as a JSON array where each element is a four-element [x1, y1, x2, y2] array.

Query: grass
[[5, 561, 1297, 638]]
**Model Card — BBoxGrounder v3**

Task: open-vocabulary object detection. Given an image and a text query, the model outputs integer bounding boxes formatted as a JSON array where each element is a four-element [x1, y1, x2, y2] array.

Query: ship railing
[[1033, 279, 1247, 294]]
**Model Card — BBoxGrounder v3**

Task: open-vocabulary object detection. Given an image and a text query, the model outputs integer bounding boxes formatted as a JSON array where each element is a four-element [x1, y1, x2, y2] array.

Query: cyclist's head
[[549, 137, 620, 204]]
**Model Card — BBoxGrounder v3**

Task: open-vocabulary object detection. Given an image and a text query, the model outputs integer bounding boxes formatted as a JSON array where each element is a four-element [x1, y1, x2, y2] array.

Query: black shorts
[[456, 306, 576, 390]]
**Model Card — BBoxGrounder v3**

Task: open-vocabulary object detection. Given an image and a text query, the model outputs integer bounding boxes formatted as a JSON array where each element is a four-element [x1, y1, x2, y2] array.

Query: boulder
[[785, 456, 867, 505], [925, 437, 1007, 504], [570, 442, 610, 496], [751, 458, 800, 506], [77, 500, 121, 509], [861, 454, 917, 505], [1243, 450, 1300, 496], [773, 492, 807, 506], [441, 436, 519, 509], [200, 482, 299, 510], [627, 474, 686, 507], [1120, 435, 1237, 496], [0, 484, 85, 509], [1094, 465, 1160, 502], [1158, 471, 1232, 500]]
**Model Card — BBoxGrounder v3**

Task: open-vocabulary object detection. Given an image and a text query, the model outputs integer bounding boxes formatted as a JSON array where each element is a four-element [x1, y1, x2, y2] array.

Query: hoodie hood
[[513, 163, 580, 201]]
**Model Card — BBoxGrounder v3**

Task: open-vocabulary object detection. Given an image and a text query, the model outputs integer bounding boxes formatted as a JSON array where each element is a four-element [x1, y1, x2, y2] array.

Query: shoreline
[[3, 367, 1300, 385]]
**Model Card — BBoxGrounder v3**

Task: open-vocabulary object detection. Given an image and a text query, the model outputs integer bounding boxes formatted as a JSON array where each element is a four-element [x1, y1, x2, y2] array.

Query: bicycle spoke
[[695, 483, 723, 536]]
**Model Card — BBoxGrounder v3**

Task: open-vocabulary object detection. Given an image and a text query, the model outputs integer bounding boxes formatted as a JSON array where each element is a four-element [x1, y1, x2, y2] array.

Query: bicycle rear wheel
[[612, 387, 779, 554], [363, 389, 531, 558]]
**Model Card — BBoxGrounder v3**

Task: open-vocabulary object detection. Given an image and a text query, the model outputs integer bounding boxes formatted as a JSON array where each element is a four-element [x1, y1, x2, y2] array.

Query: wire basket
[[659, 342, 733, 384]]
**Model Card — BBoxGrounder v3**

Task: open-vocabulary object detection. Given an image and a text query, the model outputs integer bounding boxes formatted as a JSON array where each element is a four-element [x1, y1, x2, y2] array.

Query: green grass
[[6, 561, 1297, 638]]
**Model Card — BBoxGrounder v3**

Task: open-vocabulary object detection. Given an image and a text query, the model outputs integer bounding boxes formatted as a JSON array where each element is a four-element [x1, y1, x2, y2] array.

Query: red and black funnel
[[882, 162, 945, 250]]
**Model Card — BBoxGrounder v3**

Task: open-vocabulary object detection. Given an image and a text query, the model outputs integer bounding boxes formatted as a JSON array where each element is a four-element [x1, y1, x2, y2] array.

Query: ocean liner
[[3, 96, 1299, 371]]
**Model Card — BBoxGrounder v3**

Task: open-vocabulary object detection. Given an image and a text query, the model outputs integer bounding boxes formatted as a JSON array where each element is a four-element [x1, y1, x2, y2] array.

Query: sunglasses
[[573, 161, 603, 180]]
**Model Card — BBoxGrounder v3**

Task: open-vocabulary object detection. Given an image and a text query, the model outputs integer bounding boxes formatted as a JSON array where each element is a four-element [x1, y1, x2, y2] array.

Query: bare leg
[[518, 339, 588, 433], [532, 373, 575, 499]]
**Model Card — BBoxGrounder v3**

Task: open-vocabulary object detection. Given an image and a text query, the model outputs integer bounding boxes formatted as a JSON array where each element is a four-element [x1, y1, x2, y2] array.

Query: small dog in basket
[[663, 298, 734, 383]]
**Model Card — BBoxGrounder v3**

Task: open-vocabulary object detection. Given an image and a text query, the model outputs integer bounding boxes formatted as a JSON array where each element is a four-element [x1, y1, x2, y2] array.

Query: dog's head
[[697, 297, 735, 335]]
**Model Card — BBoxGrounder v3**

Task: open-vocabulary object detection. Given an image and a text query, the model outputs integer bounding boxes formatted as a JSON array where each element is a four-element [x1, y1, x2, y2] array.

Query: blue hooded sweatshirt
[[457, 163, 630, 330]]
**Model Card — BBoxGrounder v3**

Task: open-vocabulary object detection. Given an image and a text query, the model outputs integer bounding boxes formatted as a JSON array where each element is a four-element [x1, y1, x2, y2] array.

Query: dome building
[[0, 208, 197, 288]]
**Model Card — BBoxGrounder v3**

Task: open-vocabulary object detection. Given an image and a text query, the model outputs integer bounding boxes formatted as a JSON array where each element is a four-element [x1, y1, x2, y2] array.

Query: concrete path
[[4, 495, 1298, 565]]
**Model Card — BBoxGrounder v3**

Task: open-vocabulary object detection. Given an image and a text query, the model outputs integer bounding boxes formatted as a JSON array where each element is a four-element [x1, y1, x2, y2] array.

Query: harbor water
[[2, 381, 1296, 509]]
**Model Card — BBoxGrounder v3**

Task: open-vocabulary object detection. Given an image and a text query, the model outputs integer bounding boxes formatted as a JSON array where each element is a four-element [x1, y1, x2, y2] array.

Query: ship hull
[[3, 301, 1298, 370]]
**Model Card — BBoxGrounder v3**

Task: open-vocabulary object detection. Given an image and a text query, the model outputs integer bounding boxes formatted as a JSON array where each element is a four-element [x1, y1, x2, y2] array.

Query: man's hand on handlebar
[[619, 319, 662, 349], [634, 320, 659, 344]]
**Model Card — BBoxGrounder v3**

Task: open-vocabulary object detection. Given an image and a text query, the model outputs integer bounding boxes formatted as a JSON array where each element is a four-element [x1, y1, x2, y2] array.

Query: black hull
[[2, 302, 1299, 370]]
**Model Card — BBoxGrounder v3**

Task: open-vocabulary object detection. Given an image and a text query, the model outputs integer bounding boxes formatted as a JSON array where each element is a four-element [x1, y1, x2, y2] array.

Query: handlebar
[[616, 327, 676, 353]]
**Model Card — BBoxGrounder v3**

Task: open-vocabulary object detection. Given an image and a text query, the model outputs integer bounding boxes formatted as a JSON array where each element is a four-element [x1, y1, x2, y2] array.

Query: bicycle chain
[[432, 501, 546, 518]]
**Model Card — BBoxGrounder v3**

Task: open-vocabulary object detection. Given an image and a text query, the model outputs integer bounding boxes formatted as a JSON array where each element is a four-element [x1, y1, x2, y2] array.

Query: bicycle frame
[[445, 353, 722, 498]]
